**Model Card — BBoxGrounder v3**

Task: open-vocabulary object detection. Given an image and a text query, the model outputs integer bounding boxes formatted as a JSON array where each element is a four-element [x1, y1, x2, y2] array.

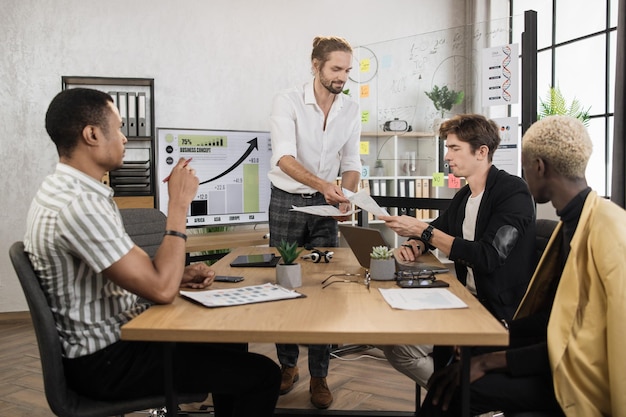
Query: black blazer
[[425, 166, 536, 321]]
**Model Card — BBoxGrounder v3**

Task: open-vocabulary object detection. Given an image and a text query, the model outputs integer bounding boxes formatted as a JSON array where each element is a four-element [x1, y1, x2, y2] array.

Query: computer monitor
[[156, 128, 272, 227]]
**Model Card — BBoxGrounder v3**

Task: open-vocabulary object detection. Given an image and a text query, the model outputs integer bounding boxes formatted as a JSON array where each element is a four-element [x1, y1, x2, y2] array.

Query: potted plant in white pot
[[275, 239, 304, 289], [369, 245, 396, 281]]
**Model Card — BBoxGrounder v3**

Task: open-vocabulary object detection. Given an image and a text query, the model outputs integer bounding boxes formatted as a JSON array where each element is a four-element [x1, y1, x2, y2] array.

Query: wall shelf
[[62, 76, 156, 208]]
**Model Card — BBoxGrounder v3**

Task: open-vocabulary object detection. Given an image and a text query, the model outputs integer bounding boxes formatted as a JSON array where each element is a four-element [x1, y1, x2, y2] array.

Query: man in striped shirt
[[24, 88, 280, 416]]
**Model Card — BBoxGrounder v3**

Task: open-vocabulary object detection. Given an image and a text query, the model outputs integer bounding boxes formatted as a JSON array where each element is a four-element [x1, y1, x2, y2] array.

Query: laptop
[[338, 224, 449, 273]]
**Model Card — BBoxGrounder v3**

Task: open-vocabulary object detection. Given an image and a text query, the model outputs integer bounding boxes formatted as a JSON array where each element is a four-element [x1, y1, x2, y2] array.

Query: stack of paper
[[290, 189, 389, 217], [180, 283, 304, 308], [378, 288, 467, 310]]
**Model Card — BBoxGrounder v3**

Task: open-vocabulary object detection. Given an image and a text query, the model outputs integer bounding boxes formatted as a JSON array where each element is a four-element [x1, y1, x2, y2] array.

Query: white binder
[[137, 92, 147, 136], [108, 91, 118, 109], [127, 92, 137, 137], [117, 92, 128, 136]]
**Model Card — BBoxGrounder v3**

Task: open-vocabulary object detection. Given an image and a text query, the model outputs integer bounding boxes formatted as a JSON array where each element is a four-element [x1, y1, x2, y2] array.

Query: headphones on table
[[301, 246, 334, 263]]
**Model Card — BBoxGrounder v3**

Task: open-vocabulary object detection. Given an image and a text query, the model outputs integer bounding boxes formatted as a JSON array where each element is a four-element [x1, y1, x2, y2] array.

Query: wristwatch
[[421, 225, 434, 242]]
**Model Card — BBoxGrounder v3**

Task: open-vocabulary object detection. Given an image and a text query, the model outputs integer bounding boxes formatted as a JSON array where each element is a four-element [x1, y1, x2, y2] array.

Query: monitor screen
[[156, 128, 272, 227]]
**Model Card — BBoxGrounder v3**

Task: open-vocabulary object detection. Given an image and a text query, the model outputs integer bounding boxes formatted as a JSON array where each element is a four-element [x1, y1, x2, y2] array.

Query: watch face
[[422, 225, 434, 242]]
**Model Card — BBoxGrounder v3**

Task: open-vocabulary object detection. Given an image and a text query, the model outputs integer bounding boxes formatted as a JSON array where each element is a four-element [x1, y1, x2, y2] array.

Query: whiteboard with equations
[[352, 15, 521, 134], [156, 128, 272, 227]]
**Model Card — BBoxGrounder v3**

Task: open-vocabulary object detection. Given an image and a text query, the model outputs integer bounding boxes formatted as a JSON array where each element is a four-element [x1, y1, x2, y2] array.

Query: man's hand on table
[[180, 263, 215, 289]]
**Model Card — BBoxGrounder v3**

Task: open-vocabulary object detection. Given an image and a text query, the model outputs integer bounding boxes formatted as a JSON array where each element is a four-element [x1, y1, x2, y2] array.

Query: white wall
[[0, 0, 511, 312]]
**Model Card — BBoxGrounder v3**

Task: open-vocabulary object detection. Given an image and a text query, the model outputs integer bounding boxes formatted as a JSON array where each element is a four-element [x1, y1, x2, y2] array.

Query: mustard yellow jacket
[[517, 191, 626, 416]]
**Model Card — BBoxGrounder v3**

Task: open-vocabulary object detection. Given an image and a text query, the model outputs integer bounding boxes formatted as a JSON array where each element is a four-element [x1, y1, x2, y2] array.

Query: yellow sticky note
[[360, 84, 370, 98], [360, 58, 370, 73], [448, 174, 461, 189], [360, 141, 370, 155], [361, 111, 370, 123], [432, 173, 444, 187]]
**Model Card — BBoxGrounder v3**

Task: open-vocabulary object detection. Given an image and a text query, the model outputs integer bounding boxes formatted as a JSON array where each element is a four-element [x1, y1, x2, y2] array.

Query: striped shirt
[[24, 163, 149, 358]]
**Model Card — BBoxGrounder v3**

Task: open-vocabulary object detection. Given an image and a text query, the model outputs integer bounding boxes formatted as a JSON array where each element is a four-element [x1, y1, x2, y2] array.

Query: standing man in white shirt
[[268, 35, 362, 409]]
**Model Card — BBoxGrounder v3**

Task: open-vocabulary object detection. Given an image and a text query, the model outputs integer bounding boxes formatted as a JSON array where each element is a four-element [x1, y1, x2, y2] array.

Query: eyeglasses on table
[[394, 270, 440, 288], [321, 272, 371, 290]]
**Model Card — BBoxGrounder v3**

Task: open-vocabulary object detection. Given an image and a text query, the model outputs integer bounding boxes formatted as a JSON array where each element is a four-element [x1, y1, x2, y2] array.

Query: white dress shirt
[[268, 80, 361, 194]]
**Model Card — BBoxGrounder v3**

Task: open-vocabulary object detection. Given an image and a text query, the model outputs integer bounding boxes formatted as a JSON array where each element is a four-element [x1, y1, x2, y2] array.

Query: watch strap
[[421, 224, 434, 242]]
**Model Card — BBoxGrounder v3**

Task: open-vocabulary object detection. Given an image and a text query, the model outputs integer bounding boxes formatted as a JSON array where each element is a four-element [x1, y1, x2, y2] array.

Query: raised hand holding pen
[[162, 157, 193, 183], [166, 157, 199, 210]]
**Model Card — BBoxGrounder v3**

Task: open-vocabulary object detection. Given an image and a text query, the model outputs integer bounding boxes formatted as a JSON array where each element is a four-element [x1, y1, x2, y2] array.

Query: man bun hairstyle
[[311, 36, 352, 67]]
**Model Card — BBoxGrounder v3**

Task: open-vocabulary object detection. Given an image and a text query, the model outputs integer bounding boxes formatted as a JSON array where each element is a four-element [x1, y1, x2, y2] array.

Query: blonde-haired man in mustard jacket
[[419, 115, 625, 417], [518, 115, 626, 416]]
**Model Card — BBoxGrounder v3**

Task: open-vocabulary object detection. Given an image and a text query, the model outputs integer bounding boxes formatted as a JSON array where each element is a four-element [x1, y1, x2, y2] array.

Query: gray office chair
[[119, 208, 167, 258], [9, 240, 205, 417]]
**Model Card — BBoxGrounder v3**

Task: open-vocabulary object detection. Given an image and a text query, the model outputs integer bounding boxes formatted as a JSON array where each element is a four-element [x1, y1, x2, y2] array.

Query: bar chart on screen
[[156, 128, 272, 227]]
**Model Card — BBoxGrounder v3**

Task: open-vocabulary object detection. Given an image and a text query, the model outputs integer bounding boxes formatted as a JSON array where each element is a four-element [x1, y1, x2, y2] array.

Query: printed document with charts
[[379, 288, 468, 310], [290, 189, 388, 217], [180, 283, 305, 308]]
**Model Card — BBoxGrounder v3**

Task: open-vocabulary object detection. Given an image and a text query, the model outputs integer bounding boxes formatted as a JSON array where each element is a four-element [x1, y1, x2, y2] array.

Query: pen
[[446, 352, 456, 366], [162, 158, 193, 183]]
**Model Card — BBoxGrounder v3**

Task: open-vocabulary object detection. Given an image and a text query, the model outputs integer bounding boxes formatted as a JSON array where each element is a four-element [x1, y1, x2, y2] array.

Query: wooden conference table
[[121, 247, 508, 417]]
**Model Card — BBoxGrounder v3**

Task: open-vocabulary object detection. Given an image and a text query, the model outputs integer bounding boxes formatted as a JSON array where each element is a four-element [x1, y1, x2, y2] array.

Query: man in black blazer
[[379, 113, 536, 387]]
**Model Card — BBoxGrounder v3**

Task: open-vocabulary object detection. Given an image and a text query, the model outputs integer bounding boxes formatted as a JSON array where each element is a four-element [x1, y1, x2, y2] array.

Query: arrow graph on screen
[[157, 129, 272, 227], [199, 138, 258, 185]]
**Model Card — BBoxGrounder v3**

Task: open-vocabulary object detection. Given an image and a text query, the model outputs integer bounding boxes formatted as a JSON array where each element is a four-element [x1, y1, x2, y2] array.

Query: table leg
[[460, 346, 470, 417], [414, 382, 421, 415], [163, 342, 179, 417]]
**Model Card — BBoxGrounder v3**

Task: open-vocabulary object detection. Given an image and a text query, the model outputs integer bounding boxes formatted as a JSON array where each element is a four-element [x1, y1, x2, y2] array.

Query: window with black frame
[[512, 0, 618, 197]]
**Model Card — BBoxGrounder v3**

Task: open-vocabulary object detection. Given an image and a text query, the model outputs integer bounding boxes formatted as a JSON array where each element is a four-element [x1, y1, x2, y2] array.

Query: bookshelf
[[62, 76, 156, 208], [352, 131, 464, 248]]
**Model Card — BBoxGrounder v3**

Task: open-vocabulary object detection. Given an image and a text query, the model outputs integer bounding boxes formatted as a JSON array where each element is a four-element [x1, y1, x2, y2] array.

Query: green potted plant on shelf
[[425, 84, 465, 119], [538, 86, 591, 126], [369, 245, 396, 281], [275, 239, 304, 288]]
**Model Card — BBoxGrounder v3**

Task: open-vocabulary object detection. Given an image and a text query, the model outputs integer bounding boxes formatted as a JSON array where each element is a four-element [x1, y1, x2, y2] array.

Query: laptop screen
[[338, 224, 388, 269], [338, 224, 449, 273]]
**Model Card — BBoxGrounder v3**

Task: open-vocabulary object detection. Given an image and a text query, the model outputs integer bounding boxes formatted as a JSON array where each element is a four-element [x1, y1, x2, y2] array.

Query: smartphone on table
[[214, 275, 244, 283]]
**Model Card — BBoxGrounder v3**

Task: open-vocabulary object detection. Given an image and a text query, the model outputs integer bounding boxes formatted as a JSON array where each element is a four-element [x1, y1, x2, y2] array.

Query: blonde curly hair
[[522, 115, 592, 179]]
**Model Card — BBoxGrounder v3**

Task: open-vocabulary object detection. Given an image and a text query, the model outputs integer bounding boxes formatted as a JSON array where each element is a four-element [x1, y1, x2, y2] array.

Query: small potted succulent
[[275, 239, 304, 288], [369, 245, 396, 281]]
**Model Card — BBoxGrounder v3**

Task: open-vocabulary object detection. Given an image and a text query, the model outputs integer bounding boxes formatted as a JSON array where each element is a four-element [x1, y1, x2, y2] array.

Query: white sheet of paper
[[378, 288, 468, 310], [347, 189, 390, 217], [290, 205, 361, 216], [290, 188, 387, 218], [180, 283, 302, 307]]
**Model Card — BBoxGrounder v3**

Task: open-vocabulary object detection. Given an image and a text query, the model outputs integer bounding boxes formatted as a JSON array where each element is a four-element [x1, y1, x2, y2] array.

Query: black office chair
[[9, 241, 205, 417], [534, 219, 559, 263], [484, 220, 561, 417]]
